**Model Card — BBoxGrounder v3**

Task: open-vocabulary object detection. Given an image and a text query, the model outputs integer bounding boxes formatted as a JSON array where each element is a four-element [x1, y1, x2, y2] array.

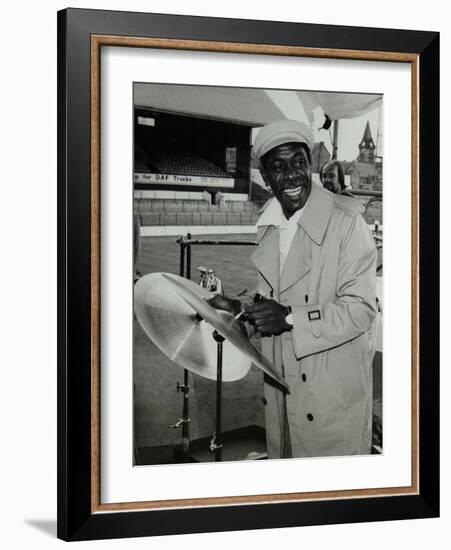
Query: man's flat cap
[[253, 119, 314, 159]]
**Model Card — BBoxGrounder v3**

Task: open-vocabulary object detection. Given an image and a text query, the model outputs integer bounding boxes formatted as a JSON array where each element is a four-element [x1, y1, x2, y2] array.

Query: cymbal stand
[[171, 234, 193, 457], [176, 233, 233, 462], [170, 378, 190, 454], [210, 330, 225, 462]]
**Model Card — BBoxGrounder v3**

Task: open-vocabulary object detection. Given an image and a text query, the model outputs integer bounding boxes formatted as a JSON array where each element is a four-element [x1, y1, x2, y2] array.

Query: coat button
[[301, 373, 307, 382], [307, 413, 314, 421]]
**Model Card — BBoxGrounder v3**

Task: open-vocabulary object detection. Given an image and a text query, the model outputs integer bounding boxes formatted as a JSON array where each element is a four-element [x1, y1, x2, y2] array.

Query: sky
[[324, 108, 383, 161], [265, 89, 383, 162]]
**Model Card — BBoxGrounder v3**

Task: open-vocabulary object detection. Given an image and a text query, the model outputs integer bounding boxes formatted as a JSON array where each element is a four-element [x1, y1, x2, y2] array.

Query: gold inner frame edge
[[90, 35, 420, 514]]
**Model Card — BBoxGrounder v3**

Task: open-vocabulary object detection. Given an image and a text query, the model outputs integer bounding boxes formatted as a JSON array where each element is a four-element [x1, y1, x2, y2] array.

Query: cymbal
[[134, 272, 251, 382], [134, 272, 288, 390]]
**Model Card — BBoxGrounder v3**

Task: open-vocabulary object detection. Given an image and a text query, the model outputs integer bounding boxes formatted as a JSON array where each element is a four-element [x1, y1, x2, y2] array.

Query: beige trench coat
[[250, 183, 377, 458]]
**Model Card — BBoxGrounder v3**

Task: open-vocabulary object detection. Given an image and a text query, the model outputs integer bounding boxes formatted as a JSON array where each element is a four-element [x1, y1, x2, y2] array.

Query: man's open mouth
[[282, 186, 304, 198]]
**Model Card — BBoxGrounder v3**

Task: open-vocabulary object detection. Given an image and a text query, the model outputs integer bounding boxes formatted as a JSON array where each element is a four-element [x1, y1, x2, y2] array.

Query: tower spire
[[357, 120, 376, 163], [363, 121, 372, 141]]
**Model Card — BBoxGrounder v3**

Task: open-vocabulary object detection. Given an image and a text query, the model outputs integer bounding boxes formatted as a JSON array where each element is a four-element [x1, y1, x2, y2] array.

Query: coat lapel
[[299, 183, 333, 246], [280, 228, 311, 293], [250, 225, 279, 295]]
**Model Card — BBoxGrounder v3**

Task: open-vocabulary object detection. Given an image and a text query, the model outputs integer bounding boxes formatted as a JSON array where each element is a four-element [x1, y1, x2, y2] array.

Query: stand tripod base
[[134, 426, 267, 465]]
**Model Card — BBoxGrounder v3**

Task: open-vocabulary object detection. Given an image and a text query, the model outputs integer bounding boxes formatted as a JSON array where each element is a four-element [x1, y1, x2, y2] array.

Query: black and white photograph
[[132, 83, 383, 466]]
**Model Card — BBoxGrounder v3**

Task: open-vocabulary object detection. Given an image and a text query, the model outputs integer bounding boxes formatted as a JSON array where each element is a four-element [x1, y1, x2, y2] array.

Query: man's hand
[[207, 295, 241, 316], [244, 299, 291, 336]]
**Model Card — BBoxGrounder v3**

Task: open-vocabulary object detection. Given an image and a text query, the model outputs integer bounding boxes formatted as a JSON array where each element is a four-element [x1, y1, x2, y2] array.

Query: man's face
[[321, 163, 340, 194], [261, 142, 312, 218]]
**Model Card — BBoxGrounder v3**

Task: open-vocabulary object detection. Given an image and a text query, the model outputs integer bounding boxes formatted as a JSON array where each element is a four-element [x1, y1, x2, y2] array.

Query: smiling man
[[244, 119, 378, 459]]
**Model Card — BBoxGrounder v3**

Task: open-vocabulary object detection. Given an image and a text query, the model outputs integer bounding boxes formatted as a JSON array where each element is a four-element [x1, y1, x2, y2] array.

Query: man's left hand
[[244, 299, 291, 336]]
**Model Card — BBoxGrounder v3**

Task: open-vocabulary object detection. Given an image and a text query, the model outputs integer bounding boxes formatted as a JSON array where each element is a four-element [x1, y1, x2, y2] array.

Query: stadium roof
[[134, 84, 286, 126]]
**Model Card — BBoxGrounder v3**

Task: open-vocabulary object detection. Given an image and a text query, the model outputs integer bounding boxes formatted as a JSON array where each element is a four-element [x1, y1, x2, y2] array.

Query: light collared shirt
[[256, 198, 303, 274]]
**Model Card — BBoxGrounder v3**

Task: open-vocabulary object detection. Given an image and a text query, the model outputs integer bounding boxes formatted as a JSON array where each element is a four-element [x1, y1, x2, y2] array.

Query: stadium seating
[[135, 143, 267, 227], [226, 213, 241, 225], [137, 207, 263, 227], [142, 199, 261, 213], [176, 212, 194, 225], [192, 212, 202, 225], [200, 212, 214, 225], [146, 148, 228, 177], [135, 200, 378, 229], [240, 213, 253, 225], [163, 199, 183, 211], [212, 213, 227, 225], [230, 202, 245, 211], [140, 212, 160, 225], [135, 195, 264, 227], [160, 213, 177, 225]]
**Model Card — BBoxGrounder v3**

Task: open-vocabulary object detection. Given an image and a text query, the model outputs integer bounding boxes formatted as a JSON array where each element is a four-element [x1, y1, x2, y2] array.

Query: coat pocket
[[324, 335, 370, 408]]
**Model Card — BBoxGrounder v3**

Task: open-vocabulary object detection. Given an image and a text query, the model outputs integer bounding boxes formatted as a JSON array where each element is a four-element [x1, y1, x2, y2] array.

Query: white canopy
[[297, 91, 382, 121]]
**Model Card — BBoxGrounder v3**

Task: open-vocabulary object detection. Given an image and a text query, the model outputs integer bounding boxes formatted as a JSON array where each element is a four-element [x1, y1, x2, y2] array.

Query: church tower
[[357, 121, 376, 163]]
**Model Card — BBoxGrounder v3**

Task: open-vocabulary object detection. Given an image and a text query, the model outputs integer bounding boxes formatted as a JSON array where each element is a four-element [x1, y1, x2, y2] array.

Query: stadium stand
[[135, 199, 263, 227], [134, 131, 267, 228], [147, 148, 229, 177]]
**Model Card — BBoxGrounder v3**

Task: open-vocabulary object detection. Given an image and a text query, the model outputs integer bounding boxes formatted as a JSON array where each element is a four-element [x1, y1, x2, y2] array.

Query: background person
[[205, 268, 223, 295], [320, 159, 353, 196], [197, 266, 208, 288]]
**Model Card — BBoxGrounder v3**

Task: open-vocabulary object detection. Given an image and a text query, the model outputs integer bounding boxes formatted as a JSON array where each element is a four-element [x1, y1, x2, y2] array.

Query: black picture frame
[[57, 8, 439, 541]]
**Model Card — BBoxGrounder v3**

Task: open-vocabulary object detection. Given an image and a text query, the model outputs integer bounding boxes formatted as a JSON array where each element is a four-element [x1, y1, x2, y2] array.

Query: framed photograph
[[57, 8, 439, 541]]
